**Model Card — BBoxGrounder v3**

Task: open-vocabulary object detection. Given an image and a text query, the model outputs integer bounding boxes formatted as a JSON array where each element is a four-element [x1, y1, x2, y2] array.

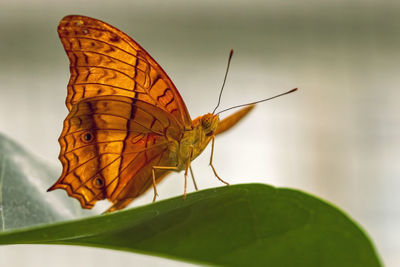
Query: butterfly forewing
[[58, 15, 192, 126], [50, 95, 183, 208]]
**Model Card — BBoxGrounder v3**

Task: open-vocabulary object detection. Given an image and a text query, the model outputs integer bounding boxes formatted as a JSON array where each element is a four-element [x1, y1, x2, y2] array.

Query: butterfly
[[48, 15, 295, 213]]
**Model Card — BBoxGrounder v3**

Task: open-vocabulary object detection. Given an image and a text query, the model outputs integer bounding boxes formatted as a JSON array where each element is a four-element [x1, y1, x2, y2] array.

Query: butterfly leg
[[152, 166, 179, 202], [209, 137, 230, 185], [183, 146, 194, 199], [189, 165, 199, 191]]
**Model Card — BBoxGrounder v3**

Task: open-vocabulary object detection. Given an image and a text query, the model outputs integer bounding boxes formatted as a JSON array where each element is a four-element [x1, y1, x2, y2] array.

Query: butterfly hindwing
[[49, 95, 183, 208]]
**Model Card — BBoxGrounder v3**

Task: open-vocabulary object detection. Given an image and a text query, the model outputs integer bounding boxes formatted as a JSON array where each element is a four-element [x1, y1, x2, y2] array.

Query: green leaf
[[0, 183, 381, 267]]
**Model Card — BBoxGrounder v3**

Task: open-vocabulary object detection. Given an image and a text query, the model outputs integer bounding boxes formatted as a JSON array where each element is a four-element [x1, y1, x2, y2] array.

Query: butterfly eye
[[81, 131, 94, 143], [201, 117, 211, 129], [93, 177, 105, 189]]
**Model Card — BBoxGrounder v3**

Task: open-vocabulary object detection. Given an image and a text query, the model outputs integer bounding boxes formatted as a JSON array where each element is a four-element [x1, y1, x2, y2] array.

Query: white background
[[1, 0, 399, 266]]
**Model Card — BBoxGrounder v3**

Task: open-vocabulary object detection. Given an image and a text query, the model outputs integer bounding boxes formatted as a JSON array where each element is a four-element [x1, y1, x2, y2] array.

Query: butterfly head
[[201, 113, 220, 137]]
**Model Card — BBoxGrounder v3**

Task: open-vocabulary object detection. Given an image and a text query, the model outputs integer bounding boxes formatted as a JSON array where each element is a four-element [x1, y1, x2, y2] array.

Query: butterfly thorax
[[174, 113, 220, 170]]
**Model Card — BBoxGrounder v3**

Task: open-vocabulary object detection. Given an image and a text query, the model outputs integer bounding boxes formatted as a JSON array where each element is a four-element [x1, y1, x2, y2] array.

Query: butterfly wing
[[58, 15, 192, 127], [48, 96, 183, 209], [51, 15, 193, 210]]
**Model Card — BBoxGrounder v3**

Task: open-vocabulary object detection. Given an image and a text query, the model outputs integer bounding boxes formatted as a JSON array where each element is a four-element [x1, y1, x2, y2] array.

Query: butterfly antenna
[[217, 88, 298, 115], [212, 49, 234, 114]]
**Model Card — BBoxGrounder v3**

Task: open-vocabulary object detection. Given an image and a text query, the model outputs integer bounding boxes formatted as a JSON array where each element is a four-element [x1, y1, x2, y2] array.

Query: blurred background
[[1, 0, 399, 266]]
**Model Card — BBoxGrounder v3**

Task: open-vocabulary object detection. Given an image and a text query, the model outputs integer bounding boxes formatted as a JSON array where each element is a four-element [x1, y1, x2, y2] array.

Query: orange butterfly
[[48, 15, 296, 213]]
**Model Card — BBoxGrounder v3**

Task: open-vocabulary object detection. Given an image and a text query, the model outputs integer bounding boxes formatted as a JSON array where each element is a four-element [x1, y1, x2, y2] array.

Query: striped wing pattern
[[49, 15, 194, 210], [58, 15, 192, 127]]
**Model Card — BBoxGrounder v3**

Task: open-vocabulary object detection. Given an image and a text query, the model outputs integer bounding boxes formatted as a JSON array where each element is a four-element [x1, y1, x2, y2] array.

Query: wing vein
[[66, 49, 136, 68], [74, 155, 122, 192], [74, 65, 136, 81], [62, 36, 138, 58]]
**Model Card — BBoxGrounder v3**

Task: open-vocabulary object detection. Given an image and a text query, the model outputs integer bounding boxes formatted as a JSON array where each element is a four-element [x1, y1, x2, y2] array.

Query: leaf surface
[[0, 182, 381, 267]]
